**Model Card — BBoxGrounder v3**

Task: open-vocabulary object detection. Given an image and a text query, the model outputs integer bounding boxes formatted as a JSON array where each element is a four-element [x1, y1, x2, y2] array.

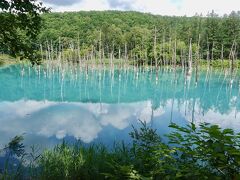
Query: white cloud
[[177, 0, 240, 16], [45, 0, 110, 12], [41, 0, 240, 16], [42, 0, 79, 6]]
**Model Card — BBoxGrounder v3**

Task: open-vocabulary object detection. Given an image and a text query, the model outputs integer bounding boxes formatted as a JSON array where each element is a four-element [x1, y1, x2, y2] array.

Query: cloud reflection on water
[[0, 100, 161, 148], [0, 98, 239, 149]]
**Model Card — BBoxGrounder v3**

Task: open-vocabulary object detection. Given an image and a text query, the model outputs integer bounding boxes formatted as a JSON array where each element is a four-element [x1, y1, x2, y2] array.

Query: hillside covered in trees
[[37, 10, 240, 64], [2, 10, 240, 65]]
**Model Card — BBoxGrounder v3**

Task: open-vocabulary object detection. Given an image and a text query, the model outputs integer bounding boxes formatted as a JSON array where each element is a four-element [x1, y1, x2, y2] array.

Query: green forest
[[38, 10, 240, 63], [1, 10, 240, 66]]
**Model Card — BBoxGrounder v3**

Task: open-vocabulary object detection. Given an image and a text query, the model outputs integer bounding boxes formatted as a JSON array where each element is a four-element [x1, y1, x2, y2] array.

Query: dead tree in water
[[118, 46, 121, 60], [153, 26, 157, 69], [124, 43, 127, 66], [99, 30, 102, 65], [195, 34, 201, 84], [229, 40, 237, 73], [77, 34, 81, 63], [169, 37, 172, 66], [40, 44, 44, 62], [58, 37, 62, 62], [207, 38, 210, 69], [221, 44, 224, 68], [187, 38, 193, 75], [118, 46, 121, 67], [180, 47, 184, 68], [173, 39, 177, 69], [162, 33, 166, 66], [211, 42, 214, 65]]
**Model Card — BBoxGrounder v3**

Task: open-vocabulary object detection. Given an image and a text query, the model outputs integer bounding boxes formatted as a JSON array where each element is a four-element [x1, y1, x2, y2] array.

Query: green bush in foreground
[[1, 121, 240, 179]]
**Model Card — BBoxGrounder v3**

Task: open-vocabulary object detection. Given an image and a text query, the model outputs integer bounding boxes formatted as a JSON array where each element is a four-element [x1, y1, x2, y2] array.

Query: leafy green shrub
[[2, 122, 240, 179], [0, 135, 26, 179], [168, 123, 240, 179]]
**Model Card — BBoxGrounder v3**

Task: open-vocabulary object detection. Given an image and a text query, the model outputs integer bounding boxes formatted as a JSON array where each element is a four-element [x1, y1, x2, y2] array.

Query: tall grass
[[1, 121, 240, 179]]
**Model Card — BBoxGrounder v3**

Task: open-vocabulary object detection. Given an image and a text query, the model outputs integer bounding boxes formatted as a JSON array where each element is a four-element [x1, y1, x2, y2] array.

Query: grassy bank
[[1, 122, 240, 179], [0, 54, 18, 67], [44, 54, 240, 69], [1, 52, 240, 70], [199, 59, 240, 69]]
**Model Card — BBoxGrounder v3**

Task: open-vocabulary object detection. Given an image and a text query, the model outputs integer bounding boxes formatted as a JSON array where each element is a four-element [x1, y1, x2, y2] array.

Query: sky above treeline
[[41, 0, 240, 17]]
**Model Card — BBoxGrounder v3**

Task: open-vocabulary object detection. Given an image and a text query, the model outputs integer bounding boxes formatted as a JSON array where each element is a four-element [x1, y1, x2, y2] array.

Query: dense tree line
[[1, 9, 240, 65], [36, 10, 240, 66]]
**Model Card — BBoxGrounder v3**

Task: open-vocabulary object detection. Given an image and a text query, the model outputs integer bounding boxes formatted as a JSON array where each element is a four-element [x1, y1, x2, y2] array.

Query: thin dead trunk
[[188, 38, 192, 74], [221, 44, 224, 68], [154, 26, 157, 69], [99, 30, 102, 65]]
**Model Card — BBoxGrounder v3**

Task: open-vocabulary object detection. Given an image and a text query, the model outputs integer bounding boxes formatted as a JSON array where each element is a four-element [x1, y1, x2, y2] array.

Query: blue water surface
[[0, 64, 239, 151]]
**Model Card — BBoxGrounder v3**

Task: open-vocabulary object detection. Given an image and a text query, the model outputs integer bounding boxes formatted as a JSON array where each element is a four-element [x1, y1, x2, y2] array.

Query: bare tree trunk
[[173, 39, 177, 69], [51, 40, 54, 61], [195, 34, 201, 84], [207, 39, 210, 69], [99, 30, 102, 65], [40, 44, 44, 62], [232, 40, 237, 73], [124, 43, 127, 65], [118, 46, 121, 60], [154, 26, 157, 69], [162, 33, 166, 67], [145, 49, 148, 67], [229, 40, 235, 73], [181, 47, 184, 68], [169, 37, 172, 66], [221, 44, 224, 69], [188, 38, 192, 75], [102, 47, 105, 66], [77, 34, 80, 63], [58, 37, 61, 63], [160, 40, 163, 67], [211, 42, 214, 65], [91, 45, 94, 63]]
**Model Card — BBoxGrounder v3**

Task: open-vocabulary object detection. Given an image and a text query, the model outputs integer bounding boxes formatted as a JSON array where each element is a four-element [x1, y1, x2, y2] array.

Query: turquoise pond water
[[0, 64, 240, 150]]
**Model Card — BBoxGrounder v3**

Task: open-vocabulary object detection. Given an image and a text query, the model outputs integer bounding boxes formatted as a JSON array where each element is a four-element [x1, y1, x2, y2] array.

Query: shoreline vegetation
[[1, 121, 240, 179], [0, 54, 18, 67], [1, 53, 240, 70]]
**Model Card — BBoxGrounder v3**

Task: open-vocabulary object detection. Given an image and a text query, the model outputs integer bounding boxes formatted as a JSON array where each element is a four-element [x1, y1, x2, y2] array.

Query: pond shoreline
[[1, 53, 240, 70], [1, 122, 240, 179], [0, 54, 19, 68]]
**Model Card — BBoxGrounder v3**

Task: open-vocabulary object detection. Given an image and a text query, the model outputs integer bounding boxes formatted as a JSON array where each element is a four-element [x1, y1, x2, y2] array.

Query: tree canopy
[[0, 0, 48, 64], [37, 10, 240, 63], [1, 7, 240, 64]]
